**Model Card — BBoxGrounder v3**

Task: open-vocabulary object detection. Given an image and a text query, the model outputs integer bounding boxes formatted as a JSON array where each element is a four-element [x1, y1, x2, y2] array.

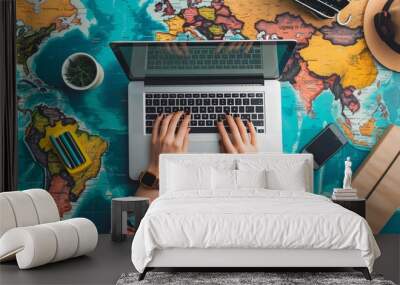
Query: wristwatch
[[138, 171, 159, 189]]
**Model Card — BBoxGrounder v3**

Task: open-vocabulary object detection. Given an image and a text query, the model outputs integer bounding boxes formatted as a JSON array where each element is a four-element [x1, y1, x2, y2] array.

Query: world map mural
[[16, 0, 400, 233]]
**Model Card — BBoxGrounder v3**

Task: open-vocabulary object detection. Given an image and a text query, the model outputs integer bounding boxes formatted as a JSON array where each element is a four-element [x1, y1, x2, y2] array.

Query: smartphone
[[302, 124, 348, 169]]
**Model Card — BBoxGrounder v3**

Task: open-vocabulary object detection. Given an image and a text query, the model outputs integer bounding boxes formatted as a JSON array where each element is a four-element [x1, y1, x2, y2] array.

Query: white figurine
[[343, 157, 352, 189]]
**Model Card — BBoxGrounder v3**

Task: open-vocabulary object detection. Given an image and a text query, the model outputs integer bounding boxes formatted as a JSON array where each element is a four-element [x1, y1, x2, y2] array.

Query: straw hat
[[364, 0, 400, 72]]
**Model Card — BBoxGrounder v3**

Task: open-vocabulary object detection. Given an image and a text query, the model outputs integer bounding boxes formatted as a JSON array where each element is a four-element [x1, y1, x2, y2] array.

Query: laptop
[[110, 40, 296, 179]]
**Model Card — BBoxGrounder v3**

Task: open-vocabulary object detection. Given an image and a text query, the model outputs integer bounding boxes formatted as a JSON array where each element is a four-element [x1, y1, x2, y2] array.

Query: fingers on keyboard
[[145, 92, 265, 134]]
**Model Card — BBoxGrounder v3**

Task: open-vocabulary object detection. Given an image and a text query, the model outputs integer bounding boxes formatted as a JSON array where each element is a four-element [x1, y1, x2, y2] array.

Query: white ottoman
[[0, 189, 98, 269]]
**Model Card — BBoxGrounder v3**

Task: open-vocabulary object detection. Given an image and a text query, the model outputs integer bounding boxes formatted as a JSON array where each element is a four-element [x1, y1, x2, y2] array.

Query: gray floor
[[0, 235, 134, 285], [1, 234, 398, 285], [374, 235, 400, 284]]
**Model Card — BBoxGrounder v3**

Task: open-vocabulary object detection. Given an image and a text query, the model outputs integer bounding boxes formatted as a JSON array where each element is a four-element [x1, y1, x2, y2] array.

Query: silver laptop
[[110, 40, 296, 179]]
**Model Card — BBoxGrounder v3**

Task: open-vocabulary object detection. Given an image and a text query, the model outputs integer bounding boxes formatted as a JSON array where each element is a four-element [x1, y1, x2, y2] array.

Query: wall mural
[[16, 0, 399, 233]]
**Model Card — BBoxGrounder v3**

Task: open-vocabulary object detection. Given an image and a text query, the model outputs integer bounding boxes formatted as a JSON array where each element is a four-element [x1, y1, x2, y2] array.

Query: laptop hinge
[[144, 77, 264, 85]]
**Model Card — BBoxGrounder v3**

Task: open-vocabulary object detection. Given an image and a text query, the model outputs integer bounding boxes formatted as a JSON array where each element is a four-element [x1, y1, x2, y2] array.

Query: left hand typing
[[146, 111, 191, 178]]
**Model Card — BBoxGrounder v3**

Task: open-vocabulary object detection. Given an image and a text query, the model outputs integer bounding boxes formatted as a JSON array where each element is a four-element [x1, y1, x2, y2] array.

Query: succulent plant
[[65, 55, 97, 87]]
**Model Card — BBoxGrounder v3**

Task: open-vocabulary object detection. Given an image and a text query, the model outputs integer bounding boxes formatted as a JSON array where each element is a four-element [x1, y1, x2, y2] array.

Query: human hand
[[165, 42, 189, 57], [217, 114, 258, 154], [146, 111, 191, 177], [215, 41, 254, 54], [164, 41, 253, 57]]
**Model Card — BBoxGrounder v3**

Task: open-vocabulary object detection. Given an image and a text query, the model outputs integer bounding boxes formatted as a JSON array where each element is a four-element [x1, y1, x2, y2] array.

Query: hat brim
[[364, 0, 400, 72]]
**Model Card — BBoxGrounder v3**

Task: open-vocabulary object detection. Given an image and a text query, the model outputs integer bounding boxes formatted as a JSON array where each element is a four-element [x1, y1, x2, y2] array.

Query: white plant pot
[[62, 52, 104, 91]]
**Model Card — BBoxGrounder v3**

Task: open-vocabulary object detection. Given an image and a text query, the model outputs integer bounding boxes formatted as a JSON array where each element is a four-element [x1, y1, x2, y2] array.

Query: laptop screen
[[110, 40, 296, 81]]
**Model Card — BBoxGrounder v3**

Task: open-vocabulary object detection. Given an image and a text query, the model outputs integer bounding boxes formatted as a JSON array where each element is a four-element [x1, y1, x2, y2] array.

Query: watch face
[[142, 172, 156, 186]]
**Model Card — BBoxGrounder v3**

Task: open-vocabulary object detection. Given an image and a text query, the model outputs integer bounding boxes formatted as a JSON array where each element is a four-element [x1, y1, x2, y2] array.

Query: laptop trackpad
[[188, 140, 220, 154]]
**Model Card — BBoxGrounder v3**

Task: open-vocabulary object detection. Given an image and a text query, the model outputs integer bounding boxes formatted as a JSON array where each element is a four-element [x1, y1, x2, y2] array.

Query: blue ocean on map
[[17, 0, 400, 233]]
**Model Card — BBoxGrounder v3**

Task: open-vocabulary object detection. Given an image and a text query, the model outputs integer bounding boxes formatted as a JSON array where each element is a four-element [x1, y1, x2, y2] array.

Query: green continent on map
[[24, 105, 108, 217], [16, 0, 83, 74], [16, 24, 56, 74]]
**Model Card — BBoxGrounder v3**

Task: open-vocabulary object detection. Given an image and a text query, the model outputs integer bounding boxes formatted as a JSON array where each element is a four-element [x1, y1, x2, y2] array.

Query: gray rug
[[116, 272, 396, 285]]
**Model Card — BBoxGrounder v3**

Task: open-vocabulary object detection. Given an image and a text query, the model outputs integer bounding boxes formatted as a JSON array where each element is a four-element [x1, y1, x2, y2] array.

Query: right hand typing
[[217, 114, 258, 154]]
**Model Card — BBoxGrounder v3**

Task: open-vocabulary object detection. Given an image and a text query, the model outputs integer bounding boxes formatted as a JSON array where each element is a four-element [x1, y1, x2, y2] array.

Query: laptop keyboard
[[145, 92, 265, 134], [147, 45, 263, 70]]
